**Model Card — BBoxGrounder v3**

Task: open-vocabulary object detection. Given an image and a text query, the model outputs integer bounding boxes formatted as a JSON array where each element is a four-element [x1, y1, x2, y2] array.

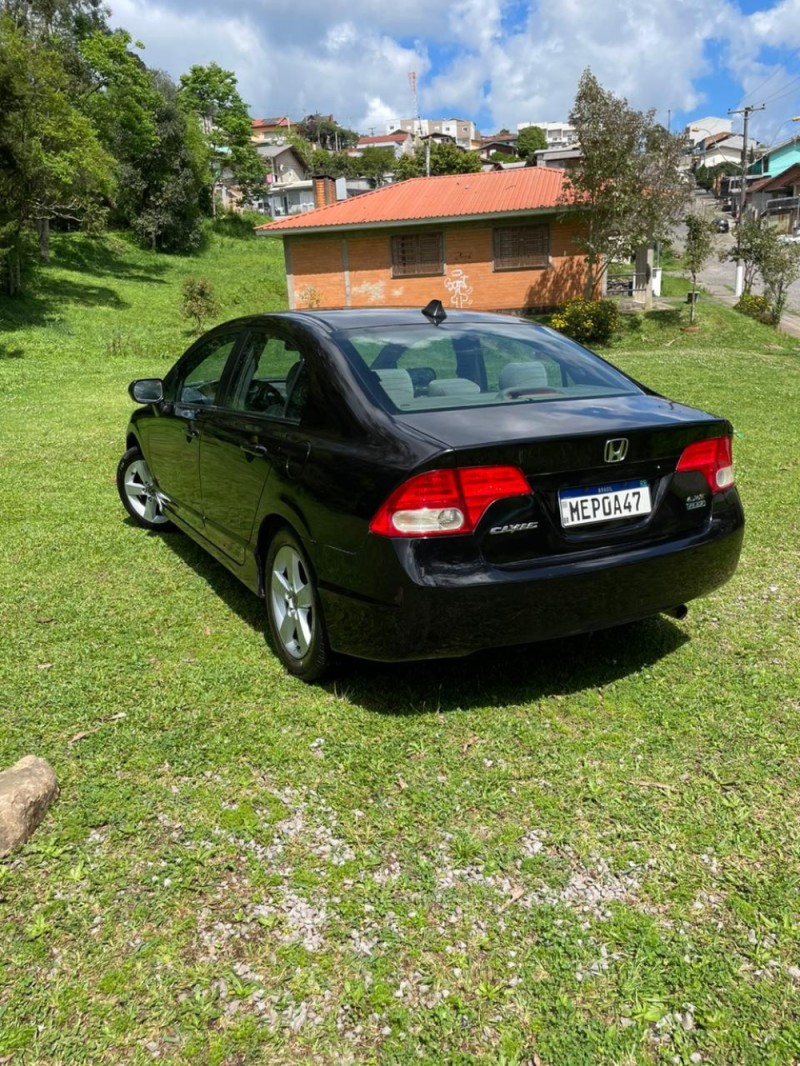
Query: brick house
[[255, 168, 589, 313]]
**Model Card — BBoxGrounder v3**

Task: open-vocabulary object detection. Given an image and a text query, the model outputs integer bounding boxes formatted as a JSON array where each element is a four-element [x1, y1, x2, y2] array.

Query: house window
[[493, 224, 550, 270], [391, 233, 444, 277]]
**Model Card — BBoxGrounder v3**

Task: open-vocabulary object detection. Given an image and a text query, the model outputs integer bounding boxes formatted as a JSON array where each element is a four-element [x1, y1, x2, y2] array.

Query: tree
[[77, 29, 160, 166], [357, 147, 396, 186], [1, 0, 107, 40], [719, 217, 774, 295], [0, 14, 114, 291], [116, 72, 207, 253], [720, 218, 800, 325], [178, 63, 264, 212], [309, 149, 353, 179], [562, 69, 691, 298], [517, 125, 547, 161], [285, 132, 313, 170], [181, 276, 219, 332], [682, 214, 713, 325], [759, 237, 800, 325], [394, 142, 482, 181], [297, 113, 358, 152], [694, 161, 738, 193]]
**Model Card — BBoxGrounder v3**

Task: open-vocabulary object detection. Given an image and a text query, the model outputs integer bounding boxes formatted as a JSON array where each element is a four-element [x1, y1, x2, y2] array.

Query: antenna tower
[[408, 71, 422, 139]]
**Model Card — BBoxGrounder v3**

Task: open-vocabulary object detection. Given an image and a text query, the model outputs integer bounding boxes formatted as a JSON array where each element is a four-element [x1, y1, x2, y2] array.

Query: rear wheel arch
[[256, 509, 315, 594], [257, 515, 288, 594], [262, 522, 332, 682]]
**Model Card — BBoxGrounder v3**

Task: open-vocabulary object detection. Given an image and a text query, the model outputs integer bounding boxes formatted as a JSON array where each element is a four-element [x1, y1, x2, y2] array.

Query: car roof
[[211, 307, 535, 337]]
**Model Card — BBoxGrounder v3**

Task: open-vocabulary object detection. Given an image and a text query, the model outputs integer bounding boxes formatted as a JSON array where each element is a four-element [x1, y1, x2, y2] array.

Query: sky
[[108, 0, 800, 150]]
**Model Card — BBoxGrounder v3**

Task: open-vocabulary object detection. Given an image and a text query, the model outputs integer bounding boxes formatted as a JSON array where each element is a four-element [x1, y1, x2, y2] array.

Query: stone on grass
[[0, 756, 59, 856]]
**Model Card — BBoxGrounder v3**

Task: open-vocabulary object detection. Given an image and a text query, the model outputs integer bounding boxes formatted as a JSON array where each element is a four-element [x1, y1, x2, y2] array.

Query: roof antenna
[[422, 299, 446, 324]]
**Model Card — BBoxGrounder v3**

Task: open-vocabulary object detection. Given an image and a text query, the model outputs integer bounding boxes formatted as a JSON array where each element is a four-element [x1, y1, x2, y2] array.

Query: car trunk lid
[[395, 395, 733, 565]]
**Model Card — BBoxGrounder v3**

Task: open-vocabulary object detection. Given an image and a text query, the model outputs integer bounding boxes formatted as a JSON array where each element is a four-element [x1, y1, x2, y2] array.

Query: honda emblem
[[604, 438, 628, 463]]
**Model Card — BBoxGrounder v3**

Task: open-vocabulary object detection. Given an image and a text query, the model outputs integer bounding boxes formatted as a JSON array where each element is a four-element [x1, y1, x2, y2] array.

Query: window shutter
[[391, 234, 444, 276], [493, 225, 550, 270]]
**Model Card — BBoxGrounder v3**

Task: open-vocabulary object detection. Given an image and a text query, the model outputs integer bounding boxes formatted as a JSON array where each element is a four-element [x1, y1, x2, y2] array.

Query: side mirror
[[129, 378, 164, 404]]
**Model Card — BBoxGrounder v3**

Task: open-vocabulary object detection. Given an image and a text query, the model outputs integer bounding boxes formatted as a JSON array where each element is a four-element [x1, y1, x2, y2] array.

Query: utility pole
[[728, 103, 765, 295]]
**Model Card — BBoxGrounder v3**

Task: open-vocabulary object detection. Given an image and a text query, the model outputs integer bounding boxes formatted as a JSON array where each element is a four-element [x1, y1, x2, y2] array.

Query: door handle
[[241, 443, 269, 460], [284, 441, 311, 479]]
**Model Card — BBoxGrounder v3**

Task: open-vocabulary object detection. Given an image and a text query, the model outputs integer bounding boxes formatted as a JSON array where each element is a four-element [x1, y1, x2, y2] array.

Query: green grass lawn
[[1, 232, 800, 1065]]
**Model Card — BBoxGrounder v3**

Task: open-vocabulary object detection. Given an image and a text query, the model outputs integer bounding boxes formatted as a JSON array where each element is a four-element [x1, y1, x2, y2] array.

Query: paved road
[[672, 191, 800, 337]]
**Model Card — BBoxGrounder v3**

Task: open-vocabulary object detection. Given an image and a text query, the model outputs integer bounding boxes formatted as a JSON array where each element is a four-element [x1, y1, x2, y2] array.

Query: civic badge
[[604, 438, 628, 463]]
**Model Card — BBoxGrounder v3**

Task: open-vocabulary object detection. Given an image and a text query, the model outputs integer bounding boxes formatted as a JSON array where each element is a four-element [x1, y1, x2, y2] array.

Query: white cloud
[[107, 0, 800, 135]]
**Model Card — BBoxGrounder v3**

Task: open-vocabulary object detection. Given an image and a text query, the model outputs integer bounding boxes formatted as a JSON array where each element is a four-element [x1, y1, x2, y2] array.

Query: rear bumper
[[319, 500, 744, 662]]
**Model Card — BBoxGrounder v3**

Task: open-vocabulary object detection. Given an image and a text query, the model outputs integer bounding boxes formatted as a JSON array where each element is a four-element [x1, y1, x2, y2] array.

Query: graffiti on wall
[[352, 280, 387, 303], [444, 268, 474, 308]]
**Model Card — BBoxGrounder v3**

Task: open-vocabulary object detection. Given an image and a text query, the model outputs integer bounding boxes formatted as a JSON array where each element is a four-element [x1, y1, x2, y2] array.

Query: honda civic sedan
[[117, 302, 744, 681]]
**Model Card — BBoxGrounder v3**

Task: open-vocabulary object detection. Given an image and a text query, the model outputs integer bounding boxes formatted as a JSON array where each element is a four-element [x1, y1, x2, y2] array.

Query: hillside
[[0, 224, 288, 372]]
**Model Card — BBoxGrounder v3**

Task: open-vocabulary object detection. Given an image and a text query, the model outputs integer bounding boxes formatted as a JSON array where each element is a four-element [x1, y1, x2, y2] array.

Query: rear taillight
[[370, 465, 531, 537], [676, 436, 735, 492]]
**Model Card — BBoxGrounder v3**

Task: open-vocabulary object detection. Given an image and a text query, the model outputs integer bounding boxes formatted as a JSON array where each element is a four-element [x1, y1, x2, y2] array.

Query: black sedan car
[[118, 303, 744, 680]]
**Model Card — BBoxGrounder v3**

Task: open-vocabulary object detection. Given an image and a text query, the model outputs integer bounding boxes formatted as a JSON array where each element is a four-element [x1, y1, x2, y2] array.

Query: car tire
[[265, 528, 331, 682], [116, 446, 173, 531]]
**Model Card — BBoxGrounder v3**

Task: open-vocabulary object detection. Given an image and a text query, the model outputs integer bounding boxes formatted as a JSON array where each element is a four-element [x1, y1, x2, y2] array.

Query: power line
[[738, 43, 800, 109], [758, 76, 800, 109]]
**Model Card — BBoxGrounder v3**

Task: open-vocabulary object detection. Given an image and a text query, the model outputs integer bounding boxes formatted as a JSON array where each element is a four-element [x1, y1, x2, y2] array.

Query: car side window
[[178, 334, 239, 405], [229, 331, 308, 420]]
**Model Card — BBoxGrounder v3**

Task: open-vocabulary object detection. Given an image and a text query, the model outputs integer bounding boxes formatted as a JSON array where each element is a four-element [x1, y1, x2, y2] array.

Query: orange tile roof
[[357, 132, 409, 146], [251, 117, 291, 130], [256, 167, 570, 234]]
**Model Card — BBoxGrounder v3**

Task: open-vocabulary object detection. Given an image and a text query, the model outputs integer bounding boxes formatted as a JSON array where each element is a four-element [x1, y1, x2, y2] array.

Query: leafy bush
[[550, 298, 620, 344], [734, 293, 772, 324], [181, 277, 220, 332], [210, 210, 268, 240]]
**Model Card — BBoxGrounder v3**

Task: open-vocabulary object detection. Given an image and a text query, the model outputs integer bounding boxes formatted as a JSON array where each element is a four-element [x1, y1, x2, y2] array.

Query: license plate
[[559, 479, 651, 528]]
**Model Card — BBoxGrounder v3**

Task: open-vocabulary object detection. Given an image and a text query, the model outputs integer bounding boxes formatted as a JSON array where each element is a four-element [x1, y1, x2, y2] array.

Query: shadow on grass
[[52, 236, 170, 285], [0, 275, 131, 334], [645, 308, 684, 330], [154, 526, 266, 632], [337, 619, 688, 716], [156, 524, 689, 715]]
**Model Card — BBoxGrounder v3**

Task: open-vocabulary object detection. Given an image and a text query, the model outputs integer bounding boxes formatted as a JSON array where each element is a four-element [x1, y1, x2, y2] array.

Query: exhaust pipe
[[662, 604, 688, 620]]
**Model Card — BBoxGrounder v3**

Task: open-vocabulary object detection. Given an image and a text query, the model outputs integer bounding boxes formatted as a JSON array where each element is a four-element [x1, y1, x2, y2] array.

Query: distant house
[[749, 134, 800, 178], [748, 163, 800, 233], [518, 122, 578, 150], [533, 147, 583, 171], [692, 131, 757, 171], [685, 117, 732, 146], [251, 116, 292, 144], [254, 144, 312, 217], [353, 131, 413, 158], [255, 168, 590, 313], [479, 134, 519, 161], [388, 117, 480, 150]]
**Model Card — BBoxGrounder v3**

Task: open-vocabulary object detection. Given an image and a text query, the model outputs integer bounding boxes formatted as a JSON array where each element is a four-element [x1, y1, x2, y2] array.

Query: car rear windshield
[[336, 321, 641, 412]]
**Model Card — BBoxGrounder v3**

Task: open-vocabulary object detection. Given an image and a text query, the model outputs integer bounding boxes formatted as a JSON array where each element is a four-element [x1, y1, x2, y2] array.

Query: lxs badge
[[686, 494, 707, 511]]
